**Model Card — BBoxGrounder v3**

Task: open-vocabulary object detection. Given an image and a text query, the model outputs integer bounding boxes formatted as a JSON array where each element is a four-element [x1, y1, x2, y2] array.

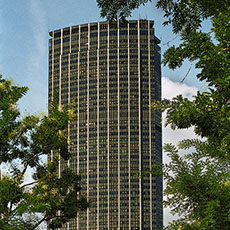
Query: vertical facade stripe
[[117, 20, 121, 230], [86, 23, 90, 230], [51, 31, 54, 162], [138, 20, 142, 229], [60, 29, 63, 55], [51, 32, 54, 101], [58, 28, 63, 179], [107, 22, 110, 230], [69, 27, 72, 53], [97, 22, 100, 230], [59, 29, 63, 105], [79, 25, 81, 52], [127, 22, 131, 230], [76, 26, 80, 229], [148, 20, 153, 230], [77, 52, 80, 175], [67, 31, 71, 229], [68, 47, 71, 165], [68, 27, 71, 147], [57, 28, 63, 230]]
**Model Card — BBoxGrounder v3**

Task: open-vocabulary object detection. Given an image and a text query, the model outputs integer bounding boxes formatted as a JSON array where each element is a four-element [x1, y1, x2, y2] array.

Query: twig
[[21, 181, 38, 189], [181, 63, 193, 83]]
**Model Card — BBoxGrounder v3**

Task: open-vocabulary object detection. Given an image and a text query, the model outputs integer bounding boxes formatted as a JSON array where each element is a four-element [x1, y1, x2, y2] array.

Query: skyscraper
[[48, 19, 162, 230]]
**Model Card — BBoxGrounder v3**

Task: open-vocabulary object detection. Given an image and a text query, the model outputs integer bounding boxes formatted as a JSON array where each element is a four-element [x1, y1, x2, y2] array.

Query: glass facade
[[48, 19, 162, 230]]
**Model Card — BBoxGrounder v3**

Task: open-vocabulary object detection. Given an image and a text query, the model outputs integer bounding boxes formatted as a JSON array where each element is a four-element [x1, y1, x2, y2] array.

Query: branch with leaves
[[97, 1, 230, 229], [0, 75, 88, 230]]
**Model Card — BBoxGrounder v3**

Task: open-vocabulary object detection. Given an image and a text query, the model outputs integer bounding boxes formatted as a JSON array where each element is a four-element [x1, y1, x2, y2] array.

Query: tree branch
[[21, 181, 38, 189], [19, 151, 45, 179], [30, 214, 65, 230], [30, 215, 47, 230]]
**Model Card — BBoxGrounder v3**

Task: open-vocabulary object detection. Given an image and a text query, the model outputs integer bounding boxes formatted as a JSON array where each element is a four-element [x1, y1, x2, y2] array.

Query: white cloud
[[162, 76, 198, 158], [162, 77, 198, 226], [162, 77, 197, 100], [162, 76, 198, 156]]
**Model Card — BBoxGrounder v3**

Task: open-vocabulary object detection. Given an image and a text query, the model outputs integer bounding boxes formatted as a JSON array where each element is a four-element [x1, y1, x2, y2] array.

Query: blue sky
[[1, 0, 203, 114], [1, 0, 204, 225]]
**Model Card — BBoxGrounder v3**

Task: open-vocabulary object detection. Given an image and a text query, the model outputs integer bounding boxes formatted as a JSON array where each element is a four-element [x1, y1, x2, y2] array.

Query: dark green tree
[[0, 75, 88, 229], [163, 141, 230, 230], [98, 1, 230, 229]]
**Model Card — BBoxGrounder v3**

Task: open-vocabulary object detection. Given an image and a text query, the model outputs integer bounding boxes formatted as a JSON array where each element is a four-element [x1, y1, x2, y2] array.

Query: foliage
[[164, 220, 201, 230], [97, 0, 151, 21], [159, 2, 230, 226], [164, 141, 230, 230], [0, 75, 88, 230], [97, 0, 228, 28], [98, 0, 230, 229]]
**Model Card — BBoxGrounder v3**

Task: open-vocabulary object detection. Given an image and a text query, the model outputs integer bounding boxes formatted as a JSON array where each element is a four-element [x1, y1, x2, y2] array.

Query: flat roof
[[49, 19, 155, 37]]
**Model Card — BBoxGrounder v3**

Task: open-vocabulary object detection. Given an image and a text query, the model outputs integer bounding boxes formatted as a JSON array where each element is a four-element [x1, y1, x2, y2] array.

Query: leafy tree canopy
[[0, 75, 88, 230], [163, 141, 230, 230], [97, 0, 228, 31], [98, 1, 230, 229]]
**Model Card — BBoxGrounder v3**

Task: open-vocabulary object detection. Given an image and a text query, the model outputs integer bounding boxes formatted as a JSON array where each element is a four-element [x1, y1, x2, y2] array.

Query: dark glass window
[[140, 30, 148, 35], [54, 39, 61, 45], [63, 30, 70, 36], [81, 26, 88, 32], [90, 32, 98, 37], [72, 28, 79, 34], [90, 25, 98, 31], [100, 31, 108, 36], [110, 30, 117, 36], [130, 30, 138, 35], [120, 30, 128, 35], [63, 37, 70, 43]]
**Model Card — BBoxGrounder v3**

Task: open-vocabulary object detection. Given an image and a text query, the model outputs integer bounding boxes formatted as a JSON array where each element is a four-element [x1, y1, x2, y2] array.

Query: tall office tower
[[48, 19, 162, 230]]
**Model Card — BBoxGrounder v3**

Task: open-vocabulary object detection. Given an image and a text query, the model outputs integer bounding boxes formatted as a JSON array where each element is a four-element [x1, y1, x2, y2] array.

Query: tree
[[98, 0, 230, 229], [0, 75, 88, 229], [163, 141, 230, 230]]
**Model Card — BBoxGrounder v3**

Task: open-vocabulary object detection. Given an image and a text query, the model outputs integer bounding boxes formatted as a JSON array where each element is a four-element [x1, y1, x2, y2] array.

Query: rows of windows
[[49, 21, 161, 230], [51, 29, 154, 47]]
